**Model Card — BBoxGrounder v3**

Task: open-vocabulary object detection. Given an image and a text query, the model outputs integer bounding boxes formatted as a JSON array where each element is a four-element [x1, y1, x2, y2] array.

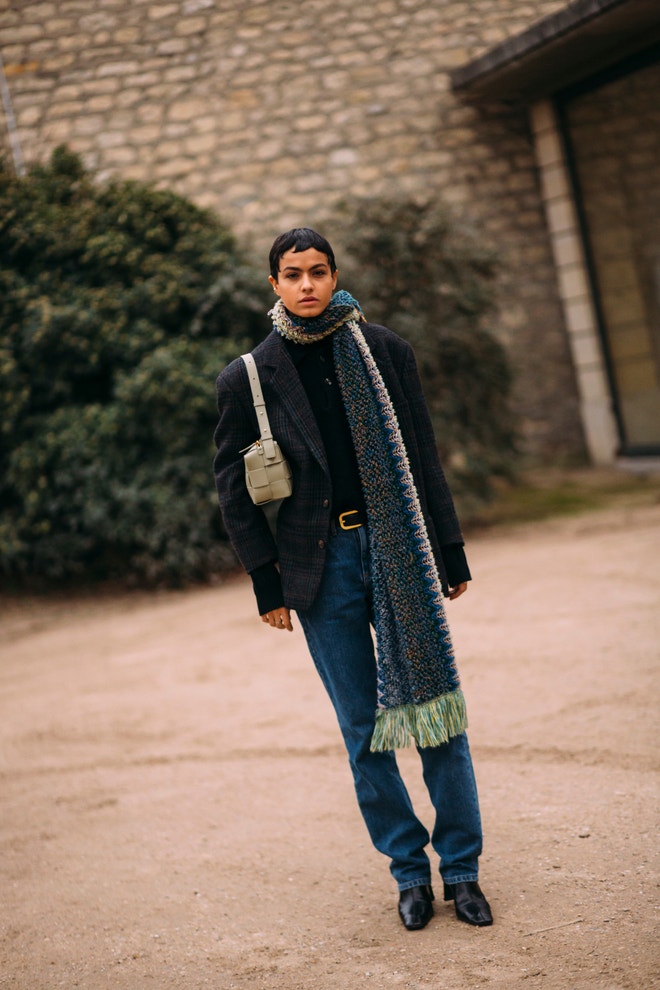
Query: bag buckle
[[338, 510, 362, 530]]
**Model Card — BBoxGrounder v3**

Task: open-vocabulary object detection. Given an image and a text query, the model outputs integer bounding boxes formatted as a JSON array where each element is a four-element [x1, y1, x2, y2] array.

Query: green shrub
[[0, 154, 518, 587], [330, 196, 517, 508], [0, 147, 269, 586]]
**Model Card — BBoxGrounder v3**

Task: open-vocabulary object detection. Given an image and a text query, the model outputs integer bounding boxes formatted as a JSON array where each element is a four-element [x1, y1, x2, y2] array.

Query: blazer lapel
[[260, 332, 330, 476]]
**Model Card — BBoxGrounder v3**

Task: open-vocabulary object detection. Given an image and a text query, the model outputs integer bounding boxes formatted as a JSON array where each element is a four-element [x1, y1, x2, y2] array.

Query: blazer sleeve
[[213, 361, 279, 574]]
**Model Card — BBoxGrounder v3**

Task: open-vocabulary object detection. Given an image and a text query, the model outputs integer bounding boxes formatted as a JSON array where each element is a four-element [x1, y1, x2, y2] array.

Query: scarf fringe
[[370, 690, 467, 752]]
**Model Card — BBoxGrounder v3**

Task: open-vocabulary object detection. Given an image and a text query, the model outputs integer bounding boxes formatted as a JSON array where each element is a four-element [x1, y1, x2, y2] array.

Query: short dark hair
[[269, 227, 337, 280]]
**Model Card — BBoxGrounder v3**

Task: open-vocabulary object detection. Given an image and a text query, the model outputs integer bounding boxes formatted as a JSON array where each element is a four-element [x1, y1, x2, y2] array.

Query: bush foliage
[[0, 147, 268, 585], [331, 196, 517, 505], [1, 154, 516, 588]]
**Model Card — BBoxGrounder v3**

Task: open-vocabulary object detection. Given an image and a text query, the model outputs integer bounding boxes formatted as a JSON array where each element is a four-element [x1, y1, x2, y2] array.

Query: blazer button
[[322, 498, 329, 508], [318, 540, 325, 549]]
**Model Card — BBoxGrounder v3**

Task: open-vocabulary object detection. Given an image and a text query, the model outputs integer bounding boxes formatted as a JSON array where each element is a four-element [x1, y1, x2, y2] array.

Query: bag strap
[[241, 353, 277, 460]]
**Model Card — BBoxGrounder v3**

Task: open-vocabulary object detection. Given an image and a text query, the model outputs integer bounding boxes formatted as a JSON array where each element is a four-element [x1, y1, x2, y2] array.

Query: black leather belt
[[336, 509, 367, 530]]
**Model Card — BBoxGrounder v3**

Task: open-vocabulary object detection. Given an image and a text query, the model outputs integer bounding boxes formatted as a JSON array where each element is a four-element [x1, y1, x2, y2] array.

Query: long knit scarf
[[271, 290, 467, 752]]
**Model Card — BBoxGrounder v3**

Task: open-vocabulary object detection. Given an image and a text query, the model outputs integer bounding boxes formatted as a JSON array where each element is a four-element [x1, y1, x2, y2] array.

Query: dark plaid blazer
[[213, 323, 464, 611]]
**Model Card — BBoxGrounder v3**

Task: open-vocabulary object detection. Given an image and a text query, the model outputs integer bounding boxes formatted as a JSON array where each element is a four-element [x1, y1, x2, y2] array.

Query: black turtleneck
[[284, 335, 367, 517]]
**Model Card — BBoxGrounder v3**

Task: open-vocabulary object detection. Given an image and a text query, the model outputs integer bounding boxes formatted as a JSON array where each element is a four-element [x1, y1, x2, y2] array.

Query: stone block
[[7, 24, 44, 42], [18, 105, 43, 127], [114, 27, 141, 43], [154, 138, 185, 159], [165, 66, 199, 82], [580, 399, 618, 465], [129, 124, 162, 145], [442, 127, 479, 148], [156, 39, 190, 55], [23, 2, 57, 17], [42, 54, 76, 71], [0, 45, 28, 65], [125, 72, 160, 87], [507, 170, 536, 192], [534, 128, 564, 168], [293, 115, 329, 132], [184, 132, 218, 154], [163, 123, 191, 139], [154, 157, 193, 178], [529, 99, 556, 136], [136, 103, 164, 123], [329, 148, 358, 166], [175, 16, 208, 35], [443, 184, 470, 204], [104, 146, 138, 165], [578, 365, 614, 404], [194, 190, 221, 210], [551, 232, 583, 269], [96, 131, 126, 149], [569, 331, 604, 368], [225, 88, 260, 109], [557, 264, 589, 299], [97, 61, 140, 77], [82, 77, 121, 94], [121, 164, 152, 181], [564, 297, 595, 336], [148, 4, 178, 19], [44, 18, 77, 35], [545, 197, 575, 236], [80, 12, 118, 31], [116, 89, 143, 108], [49, 100, 85, 118], [168, 98, 210, 121], [57, 34, 95, 52], [192, 115, 218, 133], [184, 0, 214, 12], [43, 118, 77, 143], [540, 163, 570, 201]]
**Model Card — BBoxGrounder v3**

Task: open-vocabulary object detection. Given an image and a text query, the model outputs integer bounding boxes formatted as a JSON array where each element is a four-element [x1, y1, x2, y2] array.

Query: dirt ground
[[1, 493, 658, 990]]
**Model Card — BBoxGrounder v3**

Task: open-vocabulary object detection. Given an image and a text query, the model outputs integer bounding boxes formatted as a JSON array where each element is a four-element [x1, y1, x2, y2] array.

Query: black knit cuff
[[440, 543, 471, 587], [249, 561, 285, 615]]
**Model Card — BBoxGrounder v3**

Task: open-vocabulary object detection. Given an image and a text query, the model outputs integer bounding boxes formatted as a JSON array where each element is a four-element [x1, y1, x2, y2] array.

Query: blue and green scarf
[[271, 290, 467, 752]]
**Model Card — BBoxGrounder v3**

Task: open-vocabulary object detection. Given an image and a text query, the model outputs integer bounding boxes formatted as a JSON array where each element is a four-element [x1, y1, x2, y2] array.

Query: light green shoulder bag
[[240, 353, 293, 505]]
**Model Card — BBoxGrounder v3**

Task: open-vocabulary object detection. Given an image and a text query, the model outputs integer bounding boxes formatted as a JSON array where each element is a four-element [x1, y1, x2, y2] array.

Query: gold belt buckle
[[338, 510, 362, 530]]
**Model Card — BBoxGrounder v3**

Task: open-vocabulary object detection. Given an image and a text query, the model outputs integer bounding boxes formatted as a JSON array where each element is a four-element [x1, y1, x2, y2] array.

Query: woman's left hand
[[261, 607, 293, 631]]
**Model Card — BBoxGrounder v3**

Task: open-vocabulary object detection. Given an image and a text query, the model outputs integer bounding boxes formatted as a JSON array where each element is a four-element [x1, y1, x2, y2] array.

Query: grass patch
[[465, 468, 660, 530]]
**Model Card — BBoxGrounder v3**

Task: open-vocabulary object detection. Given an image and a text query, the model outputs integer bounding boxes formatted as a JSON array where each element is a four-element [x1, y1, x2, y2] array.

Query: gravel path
[[1, 498, 658, 989]]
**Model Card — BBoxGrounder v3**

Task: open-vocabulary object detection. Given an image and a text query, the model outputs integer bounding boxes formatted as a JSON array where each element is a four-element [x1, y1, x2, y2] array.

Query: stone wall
[[0, 0, 583, 458]]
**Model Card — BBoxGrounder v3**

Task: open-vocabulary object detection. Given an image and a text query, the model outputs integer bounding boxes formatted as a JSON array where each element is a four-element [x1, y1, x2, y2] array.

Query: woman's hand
[[261, 607, 293, 631], [447, 582, 468, 601]]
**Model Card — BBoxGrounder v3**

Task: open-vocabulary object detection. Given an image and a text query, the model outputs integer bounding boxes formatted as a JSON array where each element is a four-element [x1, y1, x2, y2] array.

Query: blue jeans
[[297, 524, 483, 891]]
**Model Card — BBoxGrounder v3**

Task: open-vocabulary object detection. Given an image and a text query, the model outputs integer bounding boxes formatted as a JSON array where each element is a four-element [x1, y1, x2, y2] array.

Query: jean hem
[[397, 876, 432, 892], [441, 873, 479, 885]]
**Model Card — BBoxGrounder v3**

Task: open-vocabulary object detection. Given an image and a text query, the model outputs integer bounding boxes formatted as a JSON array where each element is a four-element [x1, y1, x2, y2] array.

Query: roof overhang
[[450, 0, 660, 103]]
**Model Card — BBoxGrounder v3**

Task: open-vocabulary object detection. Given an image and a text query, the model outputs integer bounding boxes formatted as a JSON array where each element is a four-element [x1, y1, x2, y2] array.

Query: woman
[[213, 227, 492, 931]]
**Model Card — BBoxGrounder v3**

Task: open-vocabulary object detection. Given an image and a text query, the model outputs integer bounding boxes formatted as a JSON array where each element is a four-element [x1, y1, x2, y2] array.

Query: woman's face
[[269, 247, 338, 318]]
